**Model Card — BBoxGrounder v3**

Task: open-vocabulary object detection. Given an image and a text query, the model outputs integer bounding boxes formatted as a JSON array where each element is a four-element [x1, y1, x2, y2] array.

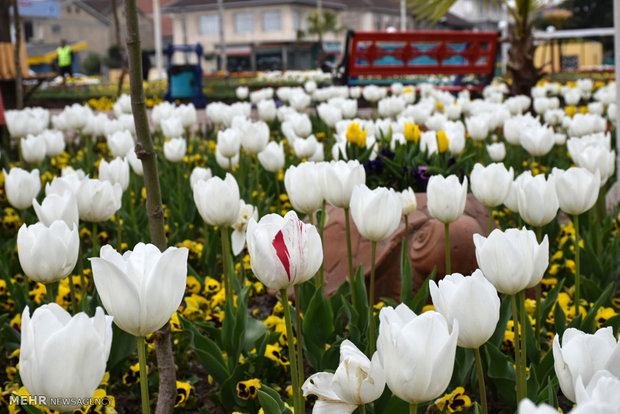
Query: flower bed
[[0, 77, 619, 414]]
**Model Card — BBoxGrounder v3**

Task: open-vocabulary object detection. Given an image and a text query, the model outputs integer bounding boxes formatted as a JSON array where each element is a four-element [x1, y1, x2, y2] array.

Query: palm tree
[[297, 10, 347, 68], [407, 0, 546, 96]]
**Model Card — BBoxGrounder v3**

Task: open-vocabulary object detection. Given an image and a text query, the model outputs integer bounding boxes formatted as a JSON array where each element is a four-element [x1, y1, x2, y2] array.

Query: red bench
[[336, 30, 500, 91]]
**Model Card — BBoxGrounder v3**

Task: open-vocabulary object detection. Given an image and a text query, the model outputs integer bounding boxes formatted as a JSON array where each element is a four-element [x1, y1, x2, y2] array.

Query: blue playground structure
[[164, 43, 207, 108]]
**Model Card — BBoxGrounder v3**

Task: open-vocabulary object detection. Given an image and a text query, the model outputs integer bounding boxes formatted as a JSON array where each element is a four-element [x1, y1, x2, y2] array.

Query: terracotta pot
[[322, 193, 490, 302]]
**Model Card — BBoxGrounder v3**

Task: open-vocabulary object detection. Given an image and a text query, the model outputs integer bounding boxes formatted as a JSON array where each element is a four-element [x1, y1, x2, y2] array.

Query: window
[[52, 24, 61, 34], [262, 10, 281, 32], [293, 10, 307, 31], [199, 14, 220, 35], [234, 12, 254, 33]]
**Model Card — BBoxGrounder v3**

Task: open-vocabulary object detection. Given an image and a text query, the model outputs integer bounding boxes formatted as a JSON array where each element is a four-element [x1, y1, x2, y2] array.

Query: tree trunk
[[124, 0, 177, 413], [11, 0, 23, 109], [507, 23, 541, 97]]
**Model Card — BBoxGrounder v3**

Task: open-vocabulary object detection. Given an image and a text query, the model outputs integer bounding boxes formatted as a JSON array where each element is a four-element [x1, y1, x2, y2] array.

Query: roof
[[164, 0, 347, 13]]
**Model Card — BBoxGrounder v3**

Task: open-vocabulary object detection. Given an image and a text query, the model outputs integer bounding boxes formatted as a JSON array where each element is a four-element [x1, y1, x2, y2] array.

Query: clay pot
[[322, 194, 489, 302]]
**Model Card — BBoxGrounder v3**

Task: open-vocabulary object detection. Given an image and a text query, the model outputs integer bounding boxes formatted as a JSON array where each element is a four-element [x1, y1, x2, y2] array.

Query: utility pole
[[153, 0, 163, 79], [400, 0, 406, 31], [218, 0, 226, 72]]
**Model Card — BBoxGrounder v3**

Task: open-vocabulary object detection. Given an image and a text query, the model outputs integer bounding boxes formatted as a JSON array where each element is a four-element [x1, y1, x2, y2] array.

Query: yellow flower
[[421, 304, 435, 313], [595, 307, 617, 328], [432, 386, 472, 412], [437, 130, 450, 153], [175, 381, 194, 407], [170, 312, 183, 332], [565, 259, 576, 274], [263, 315, 284, 331], [204, 276, 221, 294], [265, 343, 289, 366], [182, 294, 210, 320], [236, 379, 261, 400], [185, 275, 202, 294], [435, 101, 444, 112], [122, 363, 141, 386], [404, 122, 420, 144], [565, 105, 577, 117], [346, 122, 367, 148]]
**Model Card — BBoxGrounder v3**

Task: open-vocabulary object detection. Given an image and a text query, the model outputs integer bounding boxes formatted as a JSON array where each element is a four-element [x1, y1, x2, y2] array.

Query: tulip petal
[[143, 247, 188, 335], [90, 253, 142, 336]]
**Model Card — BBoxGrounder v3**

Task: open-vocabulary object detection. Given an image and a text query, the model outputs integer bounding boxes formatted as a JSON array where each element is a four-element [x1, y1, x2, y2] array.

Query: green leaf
[[524, 309, 540, 365], [581, 282, 614, 333], [181, 316, 229, 384], [554, 301, 567, 338], [107, 324, 137, 373], [258, 390, 282, 414], [400, 238, 413, 305], [490, 295, 512, 347], [303, 288, 335, 370], [602, 314, 620, 336], [408, 269, 437, 313], [381, 394, 410, 414], [260, 384, 292, 413]]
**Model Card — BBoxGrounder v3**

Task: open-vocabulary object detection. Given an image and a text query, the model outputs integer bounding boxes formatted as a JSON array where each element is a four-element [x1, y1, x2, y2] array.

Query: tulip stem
[[487, 208, 494, 235], [510, 294, 524, 402], [280, 289, 302, 414], [220, 226, 233, 305], [359, 404, 367, 414], [409, 402, 417, 414], [474, 347, 488, 414], [46, 283, 55, 304], [534, 226, 543, 345], [317, 200, 326, 292], [369, 241, 377, 356], [92, 222, 99, 257], [137, 336, 151, 414], [573, 214, 580, 319], [519, 290, 528, 398], [275, 172, 282, 213], [444, 222, 451, 275], [78, 239, 87, 311], [344, 207, 356, 305], [293, 284, 306, 414]]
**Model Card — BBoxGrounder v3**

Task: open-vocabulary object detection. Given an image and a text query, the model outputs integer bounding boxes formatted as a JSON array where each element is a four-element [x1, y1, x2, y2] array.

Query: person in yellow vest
[[57, 39, 73, 83]]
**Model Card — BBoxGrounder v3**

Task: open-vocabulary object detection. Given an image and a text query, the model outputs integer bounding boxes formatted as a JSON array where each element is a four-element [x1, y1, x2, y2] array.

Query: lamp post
[[153, 0, 163, 79]]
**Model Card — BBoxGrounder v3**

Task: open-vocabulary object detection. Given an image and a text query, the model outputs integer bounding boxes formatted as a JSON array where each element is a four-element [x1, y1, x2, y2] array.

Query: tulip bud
[[470, 162, 514, 208], [517, 174, 559, 227], [98, 157, 130, 191], [33, 191, 79, 228], [161, 117, 184, 139], [189, 166, 212, 190], [3, 167, 41, 210], [19, 304, 113, 411], [474, 227, 548, 294], [430, 270, 500, 348], [239, 120, 270, 154], [552, 167, 600, 215], [21, 134, 47, 163], [258, 142, 285, 173], [90, 243, 188, 336], [18, 220, 79, 284], [427, 174, 468, 224], [217, 128, 241, 159], [399, 187, 418, 216], [193, 173, 241, 226], [163, 137, 187, 163], [106, 130, 135, 159], [486, 142, 506, 161], [284, 162, 324, 215], [246, 210, 323, 290], [77, 179, 123, 223], [350, 184, 401, 242], [377, 305, 459, 404], [553, 327, 620, 403]]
